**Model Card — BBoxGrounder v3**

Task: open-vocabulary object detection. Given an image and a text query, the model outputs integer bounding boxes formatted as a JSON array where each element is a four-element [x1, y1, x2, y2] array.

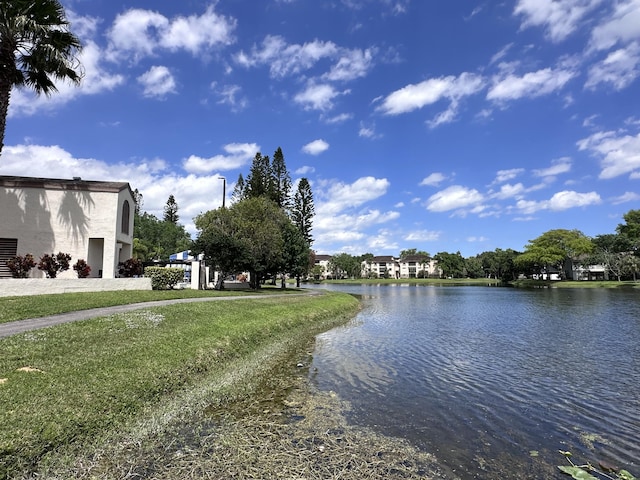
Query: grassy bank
[[0, 287, 299, 324], [0, 291, 360, 478], [315, 278, 640, 289], [316, 278, 502, 286], [510, 279, 640, 288]]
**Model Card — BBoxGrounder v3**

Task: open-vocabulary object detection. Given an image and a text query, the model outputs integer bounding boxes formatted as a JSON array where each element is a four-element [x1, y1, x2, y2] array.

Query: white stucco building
[[0, 176, 135, 279]]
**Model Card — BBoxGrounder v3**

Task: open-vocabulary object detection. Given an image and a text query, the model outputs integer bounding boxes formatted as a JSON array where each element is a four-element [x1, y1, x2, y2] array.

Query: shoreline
[[20, 303, 454, 480]]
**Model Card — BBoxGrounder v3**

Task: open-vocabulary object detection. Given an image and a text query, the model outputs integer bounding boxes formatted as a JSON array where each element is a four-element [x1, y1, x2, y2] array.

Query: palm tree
[[0, 0, 83, 156]]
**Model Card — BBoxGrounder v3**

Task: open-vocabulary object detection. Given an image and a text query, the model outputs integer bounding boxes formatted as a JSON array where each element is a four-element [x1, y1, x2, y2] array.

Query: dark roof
[[0, 175, 132, 195], [400, 254, 431, 262], [370, 255, 397, 262], [314, 254, 332, 261]]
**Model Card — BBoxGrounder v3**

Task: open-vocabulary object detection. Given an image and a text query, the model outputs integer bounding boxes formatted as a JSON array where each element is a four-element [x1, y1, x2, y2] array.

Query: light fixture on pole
[[219, 176, 226, 208]]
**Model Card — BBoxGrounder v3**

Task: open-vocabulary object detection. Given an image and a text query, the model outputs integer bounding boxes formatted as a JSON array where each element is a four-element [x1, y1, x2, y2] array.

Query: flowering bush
[[6, 254, 37, 278], [73, 259, 91, 278], [118, 258, 143, 277], [38, 252, 72, 278]]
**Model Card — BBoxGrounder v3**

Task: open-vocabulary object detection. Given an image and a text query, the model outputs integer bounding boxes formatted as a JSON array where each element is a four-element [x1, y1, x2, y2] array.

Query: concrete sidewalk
[[0, 293, 317, 339]]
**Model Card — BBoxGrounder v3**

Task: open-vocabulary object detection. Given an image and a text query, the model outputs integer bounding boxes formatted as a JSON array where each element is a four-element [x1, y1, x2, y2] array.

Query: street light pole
[[220, 176, 226, 208]]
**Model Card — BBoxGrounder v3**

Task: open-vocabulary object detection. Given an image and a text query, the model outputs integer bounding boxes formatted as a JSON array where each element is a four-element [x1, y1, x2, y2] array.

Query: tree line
[[133, 148, 315, 289], [321, 210, 640, 282]]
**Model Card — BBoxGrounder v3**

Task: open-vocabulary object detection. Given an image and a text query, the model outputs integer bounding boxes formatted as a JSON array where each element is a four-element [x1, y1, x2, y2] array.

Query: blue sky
[[2, 0, 640, 257]]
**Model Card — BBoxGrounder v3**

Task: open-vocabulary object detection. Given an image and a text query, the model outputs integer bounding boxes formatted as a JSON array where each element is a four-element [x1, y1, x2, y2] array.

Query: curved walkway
[[0, 292, 319, 339]]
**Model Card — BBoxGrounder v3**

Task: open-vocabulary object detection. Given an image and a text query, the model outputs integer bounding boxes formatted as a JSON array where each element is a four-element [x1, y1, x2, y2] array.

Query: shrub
[[73, 259, 91, 278], [144, 266, 185, 290], [38, 252, 72, 278], [118, 258, 143, 277], [6, 254, 37, 278]]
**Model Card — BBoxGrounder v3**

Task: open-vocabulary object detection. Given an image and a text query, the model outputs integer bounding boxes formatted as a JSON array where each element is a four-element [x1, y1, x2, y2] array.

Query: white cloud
[[487, 68, 576, 102], [420, 172, 447, 186], [492, 168, 525, 184], [548, 190, 602, 210], [324, 113, 353, 124], [183, 143, 259, 174], [516, 190, 602, 213], [490, 43, 514, 65], [316, 210, 399, 232], [107, 6, 236, 62], [425, 185, 484, 212], [295, 166, 316, 175], [532, 157, 572, 177], [578, 130, 640, 179], [302, 139, 330, 155], [589, 0, 640, 51], [316, 177, 390, 216], [514, 0, 603, 42], [236, 35, 338, 77], [367, 229, 400, 252], [491, 183, 526, 200], [377, 73, 485, 120], [159, 6, 237, 54], [359, 123, 378, 138], [611, 191, 640, 204], [294, 82, 349, 111], [323, 47, 376, 82], [137, 66, 177, 98], [235, 35, 376, 83], [405, 230, 441, 242], [586, 42, 640, 90], [213, 84, 248, 111]]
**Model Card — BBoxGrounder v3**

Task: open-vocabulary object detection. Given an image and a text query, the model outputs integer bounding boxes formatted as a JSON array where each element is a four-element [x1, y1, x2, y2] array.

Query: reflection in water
[[307, 284, 640, 479]]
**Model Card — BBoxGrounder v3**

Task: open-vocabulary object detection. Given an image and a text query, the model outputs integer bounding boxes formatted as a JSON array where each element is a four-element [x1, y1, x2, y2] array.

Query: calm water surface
[[306, 284, 640, 479]]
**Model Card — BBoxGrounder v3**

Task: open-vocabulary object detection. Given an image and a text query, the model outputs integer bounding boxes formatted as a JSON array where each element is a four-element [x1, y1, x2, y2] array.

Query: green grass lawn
[[0, 287, 301, 324], [0, 291, 360, 478]]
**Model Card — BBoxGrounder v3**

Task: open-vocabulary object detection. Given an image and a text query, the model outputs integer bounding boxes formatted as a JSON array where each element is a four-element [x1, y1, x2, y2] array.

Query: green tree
[[329, 253, 361, 279], [465, 256, 484, 278], [163, 194, 179, 224], [516, 229, 593, 280], [244, 152, 273, 200], [291, 177, 315, 245], [271, 147, 292, 210], [617, 209, 640, 245], [193, 206, 251, 287], [590, 233, 634, 281], [279, 219, 311, 287], [0, 0, 83, 155], [133, 211, 191, 261], [434, 251, 466, 278], [194, 197, 309, 289], [132, 189, 144, 215], [231, 173, 245, 203], [478, 248, 520, 281]]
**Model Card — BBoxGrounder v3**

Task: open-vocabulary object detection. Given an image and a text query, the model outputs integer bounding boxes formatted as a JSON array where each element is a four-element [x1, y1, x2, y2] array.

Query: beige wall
[[0, 278, 151, 297], [1, 185, 133, 279]]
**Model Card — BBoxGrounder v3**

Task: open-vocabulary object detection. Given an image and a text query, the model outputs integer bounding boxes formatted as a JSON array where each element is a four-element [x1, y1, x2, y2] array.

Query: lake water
[[305, 284, 640, 479]]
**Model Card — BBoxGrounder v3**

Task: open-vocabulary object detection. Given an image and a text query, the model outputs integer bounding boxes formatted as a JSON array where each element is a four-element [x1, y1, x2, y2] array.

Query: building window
[[0, 238, 18, 278], [121, 200, 130, 234]]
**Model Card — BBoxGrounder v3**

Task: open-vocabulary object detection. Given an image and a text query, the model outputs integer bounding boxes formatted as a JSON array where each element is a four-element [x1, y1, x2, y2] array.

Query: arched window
[[121, 200, 130, 234]]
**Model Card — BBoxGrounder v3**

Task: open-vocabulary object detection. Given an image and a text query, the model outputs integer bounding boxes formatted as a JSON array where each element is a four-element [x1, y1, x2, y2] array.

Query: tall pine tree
[[292, 178, 315, 245], [244, 152, 272, 199], [163, 194, 179, 223], [271, 147, 292, 210]]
